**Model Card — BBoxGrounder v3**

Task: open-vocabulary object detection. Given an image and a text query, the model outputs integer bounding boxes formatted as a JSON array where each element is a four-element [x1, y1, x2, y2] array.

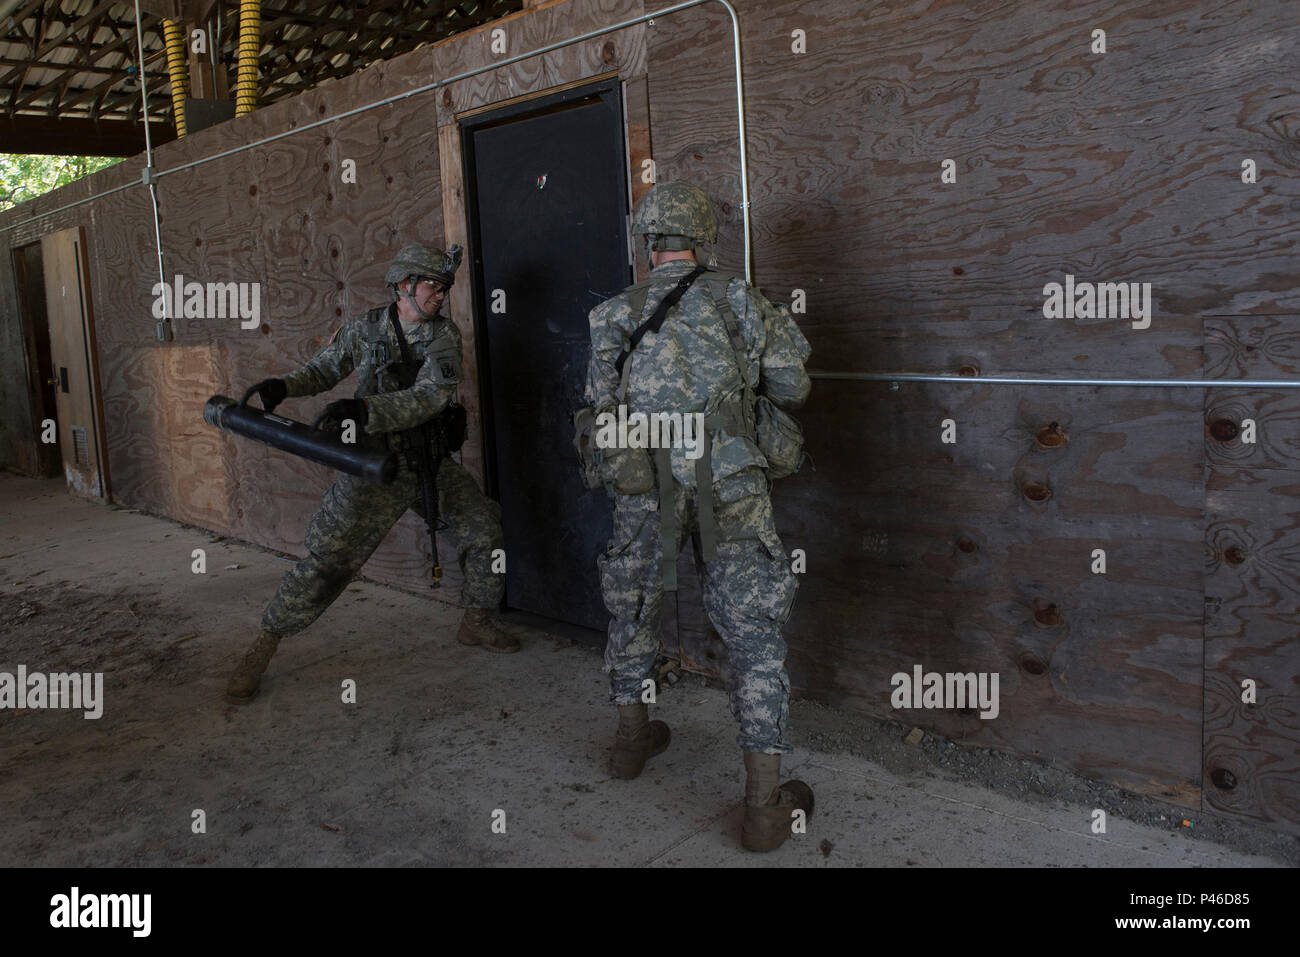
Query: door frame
[[435, 69, 652, 493], [40, 226, 111, 501], [458, 77, 629, 501]]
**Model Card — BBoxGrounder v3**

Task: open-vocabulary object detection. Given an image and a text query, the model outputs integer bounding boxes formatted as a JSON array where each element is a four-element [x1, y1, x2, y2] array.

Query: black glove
[[313, 398, 368, 433], [239, 378, 287, 413]]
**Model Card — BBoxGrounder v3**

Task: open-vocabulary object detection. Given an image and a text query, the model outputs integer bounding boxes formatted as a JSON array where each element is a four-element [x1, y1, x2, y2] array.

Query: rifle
[[409, 418, 444, 587], [387, 310, 446, 588]]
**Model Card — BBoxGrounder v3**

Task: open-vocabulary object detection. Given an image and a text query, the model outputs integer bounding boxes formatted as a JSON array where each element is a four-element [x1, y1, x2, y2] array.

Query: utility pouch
[[572, 409, 655, 494], [441, 399, 467, 454], [754, 395, 804, 479], [603, 445, 655, 495], [712, 280, 806, 479], [573, 408, 604, 490]]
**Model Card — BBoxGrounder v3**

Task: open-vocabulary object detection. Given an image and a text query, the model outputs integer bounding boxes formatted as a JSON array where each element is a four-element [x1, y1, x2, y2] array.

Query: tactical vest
[[616, 268, 759, 589], [353, 304, 455, 453]]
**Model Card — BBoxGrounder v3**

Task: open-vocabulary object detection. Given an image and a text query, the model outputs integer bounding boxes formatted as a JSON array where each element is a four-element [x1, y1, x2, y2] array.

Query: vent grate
[[71, 426, 88, 467]]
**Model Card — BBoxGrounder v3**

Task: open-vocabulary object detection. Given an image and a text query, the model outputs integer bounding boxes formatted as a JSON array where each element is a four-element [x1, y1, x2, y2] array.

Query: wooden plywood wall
[[0, 0, 1296, 832], [644, 0, 1299, 830], [1, 0, 643, 592], [1, 170, 125, 476]]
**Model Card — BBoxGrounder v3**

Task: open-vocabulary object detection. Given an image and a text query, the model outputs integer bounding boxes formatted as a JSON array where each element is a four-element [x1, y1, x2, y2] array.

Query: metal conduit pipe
[[132, 0, 168, 332], [5, 2, 1294, 390], [1, 0, 752, 277], [163, 18, 188, 137], [809, 371, 1300, 389], [234, 0, 260, 116]]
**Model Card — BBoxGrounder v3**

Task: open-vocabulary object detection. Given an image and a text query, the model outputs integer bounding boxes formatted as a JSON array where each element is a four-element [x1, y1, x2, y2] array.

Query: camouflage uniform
[[585, 258, 811, 754], [261, 303, 504, 637]]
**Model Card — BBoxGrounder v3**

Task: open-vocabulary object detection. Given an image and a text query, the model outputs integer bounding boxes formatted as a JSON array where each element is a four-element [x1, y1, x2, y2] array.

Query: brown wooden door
[[40, 226, 109, 501]]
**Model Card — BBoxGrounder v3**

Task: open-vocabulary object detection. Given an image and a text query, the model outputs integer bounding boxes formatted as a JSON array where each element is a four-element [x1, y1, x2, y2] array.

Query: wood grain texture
[[40, 227, 108, 500], [647, 0, 1300, 316], [2, 0, 1298, 828], [775, 375, 1207, 799], [428, 0, 645, 126], [0, 0, 646, 601], [86, 170, 178, 519], [439, 122, 485, 487], [637, 0, 1297, 822], [1202, 312, 1300, 831], [624, 73, 654, 284], [2, 165, 134, 476], [1204, 317, 1300, 471], [1203, 469, 1300, 830]]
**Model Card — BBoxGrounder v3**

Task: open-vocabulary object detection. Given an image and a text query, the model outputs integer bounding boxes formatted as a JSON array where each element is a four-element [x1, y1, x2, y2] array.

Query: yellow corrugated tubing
[[163, 18, 188, 136], [234, 0, 260, 116]]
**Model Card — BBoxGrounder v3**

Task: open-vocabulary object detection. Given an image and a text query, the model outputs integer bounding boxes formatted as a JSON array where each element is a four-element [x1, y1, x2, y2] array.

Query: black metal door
[[463, 81, 629, 632]]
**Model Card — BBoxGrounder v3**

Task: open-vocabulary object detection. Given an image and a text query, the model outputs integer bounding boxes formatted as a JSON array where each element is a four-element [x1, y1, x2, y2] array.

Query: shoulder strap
[[614, 266, 707, 378], [617, 274, 669, 330], [387, 306, 424, 389], [708, 275, 752, 392], [625, 285, 653, 337]]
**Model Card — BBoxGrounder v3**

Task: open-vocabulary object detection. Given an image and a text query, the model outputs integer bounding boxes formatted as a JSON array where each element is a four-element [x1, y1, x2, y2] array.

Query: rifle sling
[[613, 266, 707, 377], [387, 307, 443, 584]]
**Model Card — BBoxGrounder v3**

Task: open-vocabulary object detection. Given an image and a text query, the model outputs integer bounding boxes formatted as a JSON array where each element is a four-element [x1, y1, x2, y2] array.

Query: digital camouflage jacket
[[281, 303, 462, 445], [585, 260, 811, 490]]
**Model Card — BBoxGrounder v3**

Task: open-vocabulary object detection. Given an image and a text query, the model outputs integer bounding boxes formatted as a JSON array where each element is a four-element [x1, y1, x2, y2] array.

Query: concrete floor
[[0, 472, 1289, 867]]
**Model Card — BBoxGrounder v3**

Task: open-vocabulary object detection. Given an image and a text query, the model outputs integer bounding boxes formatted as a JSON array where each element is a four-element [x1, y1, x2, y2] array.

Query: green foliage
[[0, 154, 123, 212]]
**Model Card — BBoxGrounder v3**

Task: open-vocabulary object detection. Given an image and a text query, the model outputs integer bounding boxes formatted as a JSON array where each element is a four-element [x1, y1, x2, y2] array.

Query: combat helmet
[[386, 243, 462, 320], [630, 181, 717, 253], [385, 243, 462, 289]]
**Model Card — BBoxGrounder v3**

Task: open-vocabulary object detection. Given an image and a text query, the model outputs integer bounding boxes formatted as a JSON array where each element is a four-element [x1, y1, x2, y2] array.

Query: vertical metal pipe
[[132, 0, 154, 159], [716, 0, 751, 283], [133, 0, 167, 322], [210, 11, 220, 97]]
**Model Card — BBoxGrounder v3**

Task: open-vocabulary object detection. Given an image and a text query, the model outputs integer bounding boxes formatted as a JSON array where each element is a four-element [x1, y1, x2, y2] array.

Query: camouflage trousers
[[262, 456, 504, 637], [598, 468, 797, 754]]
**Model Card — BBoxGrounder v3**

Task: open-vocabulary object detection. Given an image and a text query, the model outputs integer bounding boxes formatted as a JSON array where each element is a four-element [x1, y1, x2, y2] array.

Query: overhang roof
[[0, 0, 522, 155]]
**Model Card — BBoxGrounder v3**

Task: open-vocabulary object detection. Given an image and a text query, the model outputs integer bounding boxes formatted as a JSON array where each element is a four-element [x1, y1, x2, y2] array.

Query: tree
[[0, 154, 123, 212]]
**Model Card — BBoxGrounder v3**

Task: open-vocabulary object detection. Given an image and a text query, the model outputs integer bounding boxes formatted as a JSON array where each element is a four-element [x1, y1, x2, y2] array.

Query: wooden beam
[[0, 0, 118, 89], [42, 40, 167, 117], [0, 56, 124, 78], [4, 0, 45, 112], [5, 25, 161, 114], [0, 114, 174, 155], [4, 0, 47, 31], [438, 121, 485, 484], [136, 1, 183, 19]]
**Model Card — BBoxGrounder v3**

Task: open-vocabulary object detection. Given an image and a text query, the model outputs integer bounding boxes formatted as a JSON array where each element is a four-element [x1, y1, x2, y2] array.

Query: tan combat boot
[[610, 703, 671, 779], [741, 752, 814, 852], [225, 630, 282, 705], [456, 608, 520, 653]]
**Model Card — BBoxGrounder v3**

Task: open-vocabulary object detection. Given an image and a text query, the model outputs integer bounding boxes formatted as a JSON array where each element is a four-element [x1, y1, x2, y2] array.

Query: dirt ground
[[1, 473, 1295, 867], [789, 697, 1299, 865]]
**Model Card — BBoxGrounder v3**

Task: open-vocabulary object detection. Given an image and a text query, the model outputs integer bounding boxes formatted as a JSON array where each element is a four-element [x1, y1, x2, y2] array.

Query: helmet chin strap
[[646, 234, 702, 269], [393, 281, 438, 320]]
